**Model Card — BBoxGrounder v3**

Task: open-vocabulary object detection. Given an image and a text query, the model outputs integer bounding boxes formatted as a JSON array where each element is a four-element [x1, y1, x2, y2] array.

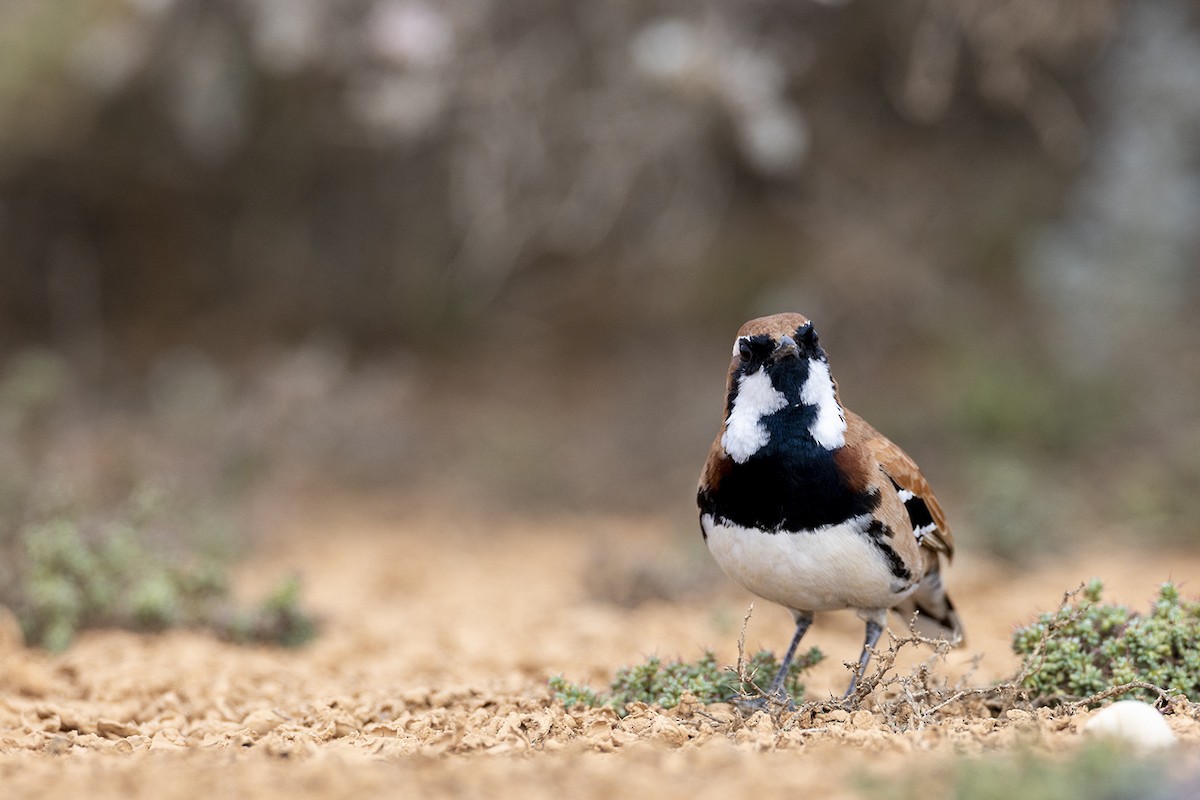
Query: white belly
[[702, 513, 916, 613]]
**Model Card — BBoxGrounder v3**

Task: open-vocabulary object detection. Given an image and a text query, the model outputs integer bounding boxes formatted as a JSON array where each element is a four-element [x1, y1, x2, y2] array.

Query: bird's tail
[[892, 563, 964, 645]]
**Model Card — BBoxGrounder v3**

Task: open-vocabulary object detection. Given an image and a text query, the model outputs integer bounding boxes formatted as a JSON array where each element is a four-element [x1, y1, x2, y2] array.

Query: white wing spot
[[897, 489, 915, 503], [913, 523, 937, 543]]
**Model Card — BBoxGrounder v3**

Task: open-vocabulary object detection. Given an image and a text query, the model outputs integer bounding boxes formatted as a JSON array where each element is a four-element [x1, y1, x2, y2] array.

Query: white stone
[[1083, 700, 1176, 751]]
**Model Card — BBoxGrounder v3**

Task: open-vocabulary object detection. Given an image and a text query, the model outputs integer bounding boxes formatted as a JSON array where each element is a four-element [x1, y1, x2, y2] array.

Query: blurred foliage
[[0, 0, 1198, 561], [0, 0, 1124, 351], [861, 741, 1182, 800], [1012, 580, 1200, 703], [0, 348, 316, 651], [550, 647, 823, 714], [946, 353, 1121, 455], [9, 487, 316, 651]]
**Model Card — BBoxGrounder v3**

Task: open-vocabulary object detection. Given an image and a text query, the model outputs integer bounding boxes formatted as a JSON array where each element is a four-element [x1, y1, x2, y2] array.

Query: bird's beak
[[771, 335, 800, 361]]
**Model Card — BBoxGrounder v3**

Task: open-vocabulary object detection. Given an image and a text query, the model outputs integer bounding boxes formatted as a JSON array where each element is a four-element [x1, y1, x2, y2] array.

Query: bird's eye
[[737, 340, 753, 363]]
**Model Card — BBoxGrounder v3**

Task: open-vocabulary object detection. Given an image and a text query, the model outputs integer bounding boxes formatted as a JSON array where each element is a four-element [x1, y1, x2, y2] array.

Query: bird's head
[[728, 312, 825, 391], [720, 312, 846, 460]]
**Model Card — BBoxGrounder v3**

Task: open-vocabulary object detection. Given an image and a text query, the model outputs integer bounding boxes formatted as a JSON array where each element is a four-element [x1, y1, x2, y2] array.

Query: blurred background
[[2, 0, 1200, 569]]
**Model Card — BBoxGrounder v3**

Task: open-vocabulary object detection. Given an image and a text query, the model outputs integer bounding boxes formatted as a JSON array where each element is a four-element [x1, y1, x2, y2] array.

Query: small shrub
[[217, 575, 317, 648], [547, 676, 605, 711], [1012, 579, 1200, 702], [550, 647, 823, 714], [11, 493, 316, 651]]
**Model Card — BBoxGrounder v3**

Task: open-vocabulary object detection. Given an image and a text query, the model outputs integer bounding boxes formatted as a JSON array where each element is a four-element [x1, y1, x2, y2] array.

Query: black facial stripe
[[732, 335, 775, 373], [863, 520, 913, 583], [724, 335, 814, 419], [794, 322, 825, 359], [743, 334, 774, 355], [726, 335, 776, 416]]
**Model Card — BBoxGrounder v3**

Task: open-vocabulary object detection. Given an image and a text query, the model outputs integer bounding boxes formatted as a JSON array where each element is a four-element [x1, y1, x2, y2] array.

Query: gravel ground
[[2, 497, 1199, 799]]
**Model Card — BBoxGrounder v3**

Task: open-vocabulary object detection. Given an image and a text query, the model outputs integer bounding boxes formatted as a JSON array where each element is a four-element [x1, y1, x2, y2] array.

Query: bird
[[697, 312, 962, 704]]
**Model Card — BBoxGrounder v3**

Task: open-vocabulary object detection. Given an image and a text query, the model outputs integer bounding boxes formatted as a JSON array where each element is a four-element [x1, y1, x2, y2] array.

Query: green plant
[[1012, 579, 1200, 703], [862, 741, 1178, 800], [218, 574, 317, 648], [550, 647, 823, 714], [11, 492, 316, 651]]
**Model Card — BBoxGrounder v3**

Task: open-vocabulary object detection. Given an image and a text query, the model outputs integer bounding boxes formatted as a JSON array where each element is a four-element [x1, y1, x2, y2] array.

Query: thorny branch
[[732, 584, 1188, 734]]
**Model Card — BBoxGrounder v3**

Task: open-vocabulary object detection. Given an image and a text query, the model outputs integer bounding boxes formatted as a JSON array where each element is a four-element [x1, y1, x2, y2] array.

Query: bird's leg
[[842, 616, 884, 700], [732, 610, 814, 715], [765, 610, 814, 701]]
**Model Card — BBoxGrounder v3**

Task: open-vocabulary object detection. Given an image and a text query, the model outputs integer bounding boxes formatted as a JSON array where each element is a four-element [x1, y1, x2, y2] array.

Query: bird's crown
[[735, 312, 812, 341]]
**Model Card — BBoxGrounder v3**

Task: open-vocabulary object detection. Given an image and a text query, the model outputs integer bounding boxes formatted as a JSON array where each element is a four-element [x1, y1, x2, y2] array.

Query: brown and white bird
[[697, 312, 962, 702]]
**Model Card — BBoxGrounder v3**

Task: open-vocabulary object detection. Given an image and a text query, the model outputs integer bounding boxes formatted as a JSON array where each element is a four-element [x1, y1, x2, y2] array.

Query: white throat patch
[[799, 358, 846, 449], [721, 368, 787, 463]]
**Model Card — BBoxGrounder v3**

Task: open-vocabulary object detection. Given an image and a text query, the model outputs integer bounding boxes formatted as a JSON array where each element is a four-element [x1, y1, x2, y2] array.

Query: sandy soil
[[2, 496, 1199, 799]]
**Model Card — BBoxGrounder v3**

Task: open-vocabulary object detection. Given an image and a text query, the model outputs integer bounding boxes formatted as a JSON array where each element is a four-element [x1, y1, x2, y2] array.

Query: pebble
[[1082, 700, 1176, 751], [242, 709, 284, 736], [850, 710, 876, 729]]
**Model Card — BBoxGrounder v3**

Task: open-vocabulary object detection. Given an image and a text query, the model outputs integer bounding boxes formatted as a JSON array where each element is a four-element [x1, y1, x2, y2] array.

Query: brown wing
[[843, 409, 955, 560]]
